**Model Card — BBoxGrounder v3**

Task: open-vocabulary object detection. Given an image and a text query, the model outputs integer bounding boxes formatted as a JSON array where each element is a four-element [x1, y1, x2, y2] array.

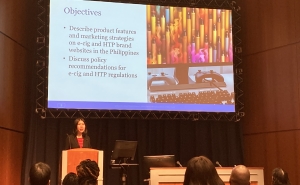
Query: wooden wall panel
[[241, 54, 268, 133], [240, 0, 296, 55], [276, 131, 297, 185], [244, 130, 300, 185], [295, 131, 300, 185], [0, 1, 34, 185], [241, 0, 300, 184], [298, 43, 300, 100], [0, 128, 24, 185], [296, 0, 300, 42], [243, 44, 300, 134], [263, 133, 277, 177], [239, 0, 259, 54], [0, 0, 36, 48], [244, 134, 266, 167], [0, 34, 30, 132]]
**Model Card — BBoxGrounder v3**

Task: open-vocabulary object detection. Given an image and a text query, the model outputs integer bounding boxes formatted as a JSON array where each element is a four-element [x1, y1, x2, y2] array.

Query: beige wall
[[0, 0, 35, 184], [240, 0, 300, 184]]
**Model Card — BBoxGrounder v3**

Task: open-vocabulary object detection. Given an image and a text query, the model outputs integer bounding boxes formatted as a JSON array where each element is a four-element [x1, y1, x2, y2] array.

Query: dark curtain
[[22, 116, 244, 185]]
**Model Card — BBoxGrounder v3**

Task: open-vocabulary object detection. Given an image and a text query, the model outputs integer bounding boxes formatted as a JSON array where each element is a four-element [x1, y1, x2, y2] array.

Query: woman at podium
[[65, 117, 91, 149]]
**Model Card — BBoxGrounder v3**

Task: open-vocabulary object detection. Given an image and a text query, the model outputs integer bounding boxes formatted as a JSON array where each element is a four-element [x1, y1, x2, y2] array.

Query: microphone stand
[[121, 158, 128, 185], [110, 158, 138, 185]]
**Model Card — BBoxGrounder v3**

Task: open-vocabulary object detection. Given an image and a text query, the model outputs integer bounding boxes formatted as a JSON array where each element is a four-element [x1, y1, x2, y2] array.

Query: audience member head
[[62, 172, 78, 185], [29, 162, 51, 185], [73, 117, 88, 137], [183, 156, 224, 185], [76, 159, 100, 185], [229, 165, 250, 185], [272, 167, 291, 185]]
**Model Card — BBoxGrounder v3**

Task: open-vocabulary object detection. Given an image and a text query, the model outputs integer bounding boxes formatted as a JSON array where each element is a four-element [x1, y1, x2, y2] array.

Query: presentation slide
[[48, 0, 235, 112]]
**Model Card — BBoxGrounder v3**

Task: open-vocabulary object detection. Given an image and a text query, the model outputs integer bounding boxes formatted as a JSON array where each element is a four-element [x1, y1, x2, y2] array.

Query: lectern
[[149, 167, 264, 185], [61, 148, 104, 185]]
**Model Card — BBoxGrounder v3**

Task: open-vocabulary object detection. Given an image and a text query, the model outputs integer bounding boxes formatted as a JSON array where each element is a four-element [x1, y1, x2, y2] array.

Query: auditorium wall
[[0, 0, 35, 184], [239, 0, 300, 184]]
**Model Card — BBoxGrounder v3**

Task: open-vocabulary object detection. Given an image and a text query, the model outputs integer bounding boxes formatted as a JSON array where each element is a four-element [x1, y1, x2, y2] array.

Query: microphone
[[176, 161, 183, 167], [216, 161, 222, 167], [66, 134, 71, 149]]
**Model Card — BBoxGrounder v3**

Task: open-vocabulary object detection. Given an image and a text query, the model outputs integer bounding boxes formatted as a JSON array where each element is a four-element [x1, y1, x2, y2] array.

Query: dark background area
[[23, 118, 243, 185]]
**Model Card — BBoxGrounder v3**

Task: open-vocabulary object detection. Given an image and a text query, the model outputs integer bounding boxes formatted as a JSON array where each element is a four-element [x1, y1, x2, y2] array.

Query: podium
[[149, 167, 264, 185], [61, 148, 104, 185]]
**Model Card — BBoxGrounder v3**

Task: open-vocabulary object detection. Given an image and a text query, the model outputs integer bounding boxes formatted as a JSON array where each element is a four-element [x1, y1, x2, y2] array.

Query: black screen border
[[35, 0, 244, 121]]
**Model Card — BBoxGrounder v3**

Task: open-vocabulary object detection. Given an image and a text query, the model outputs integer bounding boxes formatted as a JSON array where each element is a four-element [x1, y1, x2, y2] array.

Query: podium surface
[[149, 167, 264, 185], [61, 148, 103, 185]]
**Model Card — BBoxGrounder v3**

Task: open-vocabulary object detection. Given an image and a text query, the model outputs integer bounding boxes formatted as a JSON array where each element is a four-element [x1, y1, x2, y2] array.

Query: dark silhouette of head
[[272, 168, 291, 185], [62, 172, 78, 185], [29, 162, 51, 185], [183, 156, 224, 185], [73, 117, 88, 137], [76, 159, 100, 185], [229, 165, 250, 185]]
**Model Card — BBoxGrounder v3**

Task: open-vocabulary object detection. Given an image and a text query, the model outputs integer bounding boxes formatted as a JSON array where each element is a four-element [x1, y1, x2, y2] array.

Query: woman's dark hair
[[62, 172, 78, 185], [76, 159, 100, 185], [183, 156, 224, 185], [73, 117, 88, 137], [272, 168, 291, 185]]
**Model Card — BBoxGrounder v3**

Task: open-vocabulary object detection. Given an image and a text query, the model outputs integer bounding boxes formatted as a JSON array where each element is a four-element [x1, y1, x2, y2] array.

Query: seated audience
[[272, 167, 291, 185], [29, 162, 51, 185], [62, 172, 78, 185], [76, 159, 100, 185], [229, 165, 250, 185], [183, 156, 224, 185]]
